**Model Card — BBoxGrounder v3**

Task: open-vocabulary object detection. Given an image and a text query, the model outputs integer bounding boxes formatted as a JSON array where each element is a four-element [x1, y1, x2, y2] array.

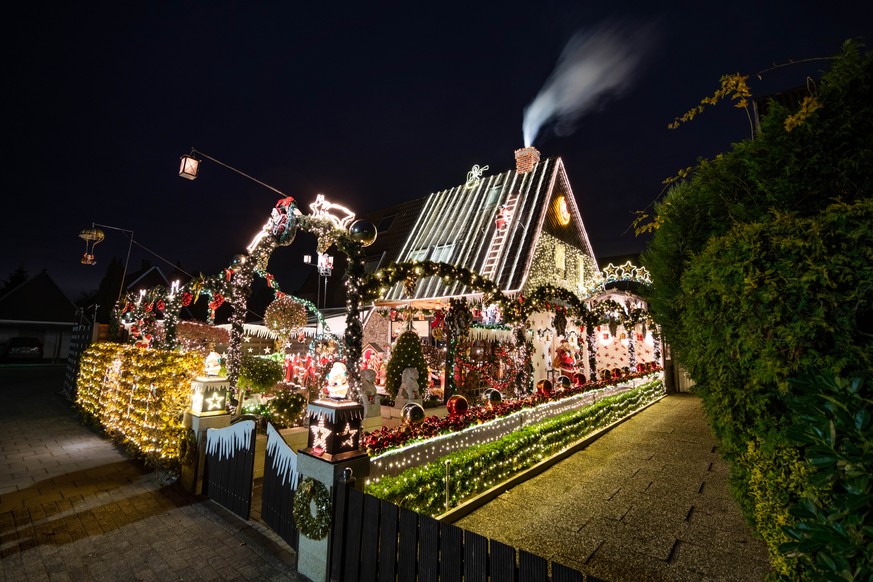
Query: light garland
[[365, 378, 665, 516], [76, 342, 203, 469]]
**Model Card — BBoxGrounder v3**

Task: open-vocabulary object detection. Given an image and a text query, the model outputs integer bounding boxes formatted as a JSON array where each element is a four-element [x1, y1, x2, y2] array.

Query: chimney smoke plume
[[522, 21, 655, 148]]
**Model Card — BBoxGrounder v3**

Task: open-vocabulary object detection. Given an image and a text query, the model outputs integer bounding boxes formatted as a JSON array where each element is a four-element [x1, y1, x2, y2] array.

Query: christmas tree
[[385, 330, 429, 397]]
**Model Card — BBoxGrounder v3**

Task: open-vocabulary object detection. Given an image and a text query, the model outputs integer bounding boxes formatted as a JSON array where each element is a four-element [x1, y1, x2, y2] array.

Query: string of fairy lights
[[82, 185, 658, 472], [365, 378, 665, 516]]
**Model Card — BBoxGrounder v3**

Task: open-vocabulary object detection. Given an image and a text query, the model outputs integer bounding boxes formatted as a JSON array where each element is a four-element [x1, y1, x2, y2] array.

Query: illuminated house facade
[[329, 147, 657, 385]]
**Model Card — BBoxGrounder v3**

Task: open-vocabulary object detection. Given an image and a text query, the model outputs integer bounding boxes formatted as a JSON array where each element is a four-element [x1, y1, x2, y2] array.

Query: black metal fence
[[329, 475, 598, 582]]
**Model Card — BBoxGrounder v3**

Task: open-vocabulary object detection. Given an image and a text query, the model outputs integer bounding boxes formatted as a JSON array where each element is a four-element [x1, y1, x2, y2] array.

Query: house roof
[[295, 152, 599, 308], [381, 155, 596, 302], [0, 271, 77, 324]]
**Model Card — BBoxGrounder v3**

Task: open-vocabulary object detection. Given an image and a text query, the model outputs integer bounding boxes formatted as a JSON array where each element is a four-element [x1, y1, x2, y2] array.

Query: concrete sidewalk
[[0, 365, 299, 581], [456, 393, 771, 581]]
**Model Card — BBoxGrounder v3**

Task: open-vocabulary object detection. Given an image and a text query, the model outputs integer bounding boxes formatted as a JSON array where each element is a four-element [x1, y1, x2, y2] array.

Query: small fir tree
[[385, 330, 429, 398]]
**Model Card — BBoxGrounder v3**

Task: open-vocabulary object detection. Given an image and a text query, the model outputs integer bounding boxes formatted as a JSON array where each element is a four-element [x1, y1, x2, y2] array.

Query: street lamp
[[303, 252, 333, 333], [179, 148, 287, 198]]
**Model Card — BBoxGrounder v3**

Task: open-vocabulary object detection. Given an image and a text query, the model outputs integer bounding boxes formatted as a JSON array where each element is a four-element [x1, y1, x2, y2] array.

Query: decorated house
[[300, 147, 660, 392]]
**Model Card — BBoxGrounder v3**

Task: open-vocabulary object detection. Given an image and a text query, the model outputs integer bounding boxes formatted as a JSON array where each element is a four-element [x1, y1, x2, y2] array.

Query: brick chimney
[[514, 146, 541, 174]]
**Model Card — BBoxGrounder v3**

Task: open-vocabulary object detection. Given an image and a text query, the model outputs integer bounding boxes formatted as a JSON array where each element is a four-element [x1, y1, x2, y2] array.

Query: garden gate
[[204, 420, 300, 546], [260, 423, 300, 549], [204, 419, 257, 520]]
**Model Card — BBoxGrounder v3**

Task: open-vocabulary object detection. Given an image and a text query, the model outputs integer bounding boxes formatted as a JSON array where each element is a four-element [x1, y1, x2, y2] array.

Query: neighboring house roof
[[0, 271, 77, 324]]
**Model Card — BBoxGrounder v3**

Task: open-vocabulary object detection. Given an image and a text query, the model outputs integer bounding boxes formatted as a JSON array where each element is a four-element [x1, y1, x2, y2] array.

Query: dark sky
[[5, 1, 870, 302]]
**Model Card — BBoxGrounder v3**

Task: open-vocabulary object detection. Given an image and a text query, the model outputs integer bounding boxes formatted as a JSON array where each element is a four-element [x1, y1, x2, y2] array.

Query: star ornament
[[205, 392, 225, 411], [309, 417, 332, 451], [338, 422, 359, 449]]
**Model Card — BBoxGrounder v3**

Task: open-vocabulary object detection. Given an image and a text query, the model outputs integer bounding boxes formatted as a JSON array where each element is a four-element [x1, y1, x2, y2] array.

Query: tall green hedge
[[641, 41, 872, 578]]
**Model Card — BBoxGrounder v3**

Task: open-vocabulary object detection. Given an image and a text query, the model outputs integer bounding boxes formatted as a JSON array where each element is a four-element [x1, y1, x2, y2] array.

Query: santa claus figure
[[555, 338, 576, 378]]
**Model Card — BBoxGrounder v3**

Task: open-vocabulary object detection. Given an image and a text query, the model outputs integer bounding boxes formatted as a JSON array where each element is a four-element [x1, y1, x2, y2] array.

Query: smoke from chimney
[[522, 21, 656, 148]]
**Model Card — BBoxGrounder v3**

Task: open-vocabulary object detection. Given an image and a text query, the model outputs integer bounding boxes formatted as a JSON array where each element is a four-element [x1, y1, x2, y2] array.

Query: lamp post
[[303, 252, 333, 334], [179, 148, 287, 198]]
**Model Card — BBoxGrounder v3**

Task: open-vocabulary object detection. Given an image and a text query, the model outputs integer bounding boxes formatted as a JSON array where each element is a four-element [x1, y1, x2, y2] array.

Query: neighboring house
[[0, 271, 78, 362]]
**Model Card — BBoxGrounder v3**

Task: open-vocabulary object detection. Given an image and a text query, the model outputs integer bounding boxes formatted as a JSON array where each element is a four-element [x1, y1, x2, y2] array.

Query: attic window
[[431, 243, 455, 263], [409, 248, 429, 262], [485, 187, 501, 208], [378, 214, 396, 232]]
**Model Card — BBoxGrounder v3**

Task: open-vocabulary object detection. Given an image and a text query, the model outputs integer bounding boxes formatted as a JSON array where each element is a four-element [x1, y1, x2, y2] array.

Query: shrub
[[779, 373, 872, 580], [267, 389, 307, 429], [385, 331, 428, 397]]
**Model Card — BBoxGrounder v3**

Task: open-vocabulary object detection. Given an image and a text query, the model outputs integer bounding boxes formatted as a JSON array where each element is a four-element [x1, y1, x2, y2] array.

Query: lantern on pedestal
[[304, 399, 364, 460], [190, 377, 229, 416]]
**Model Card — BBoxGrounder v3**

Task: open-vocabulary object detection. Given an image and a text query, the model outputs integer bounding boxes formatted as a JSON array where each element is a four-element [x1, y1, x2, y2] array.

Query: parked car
[[1, 337, 43, 361]]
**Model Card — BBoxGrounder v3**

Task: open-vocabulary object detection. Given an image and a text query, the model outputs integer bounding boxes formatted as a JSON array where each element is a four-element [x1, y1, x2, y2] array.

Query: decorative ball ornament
[[536, 379, 553, 396], [292, 478, 332, 540], [483, 388, 502, 408], [401, 402, 425, 426], [446, 394, 468, 416], [349, 219, 378, 247], [556, 375, 572, 390], [230, 253, 247, 266]]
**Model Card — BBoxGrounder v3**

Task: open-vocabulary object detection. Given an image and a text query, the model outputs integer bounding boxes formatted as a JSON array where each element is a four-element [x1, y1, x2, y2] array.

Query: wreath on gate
[[293, 478, 332, 540]]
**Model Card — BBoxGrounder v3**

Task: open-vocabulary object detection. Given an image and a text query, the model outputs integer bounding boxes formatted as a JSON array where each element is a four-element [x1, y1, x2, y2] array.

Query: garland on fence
[[293, 478, 332, 540]]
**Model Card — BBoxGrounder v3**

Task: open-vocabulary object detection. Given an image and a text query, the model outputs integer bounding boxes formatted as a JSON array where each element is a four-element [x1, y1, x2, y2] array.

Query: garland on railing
[[365, 378, 665, 516], [453, 342, 518, 393], [361, 368, 661, 456]]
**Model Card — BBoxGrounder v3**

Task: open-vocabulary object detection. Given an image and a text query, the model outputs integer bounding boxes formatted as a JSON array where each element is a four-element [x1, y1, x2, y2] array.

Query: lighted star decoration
[[263, 347, 271, 354], [309, 417, 332, 450], [308, 193, 356, 230], [205, 392, 225, 411], [338, 422, 359, 449]]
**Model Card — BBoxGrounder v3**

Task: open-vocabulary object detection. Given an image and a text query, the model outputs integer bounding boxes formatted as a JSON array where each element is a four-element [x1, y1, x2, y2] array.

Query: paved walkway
[[0, 365, 298, 582], [2, 365, 771, 581], [456, 393, 771, 581]]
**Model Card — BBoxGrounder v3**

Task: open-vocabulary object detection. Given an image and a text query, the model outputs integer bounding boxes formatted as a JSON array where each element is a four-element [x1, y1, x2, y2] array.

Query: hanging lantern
[[179, 154, 200, 180]]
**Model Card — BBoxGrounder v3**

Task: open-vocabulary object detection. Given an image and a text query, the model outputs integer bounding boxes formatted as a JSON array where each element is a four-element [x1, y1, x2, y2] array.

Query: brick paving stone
[[456, 393, 772, 581], [0, 366, 299, 582]]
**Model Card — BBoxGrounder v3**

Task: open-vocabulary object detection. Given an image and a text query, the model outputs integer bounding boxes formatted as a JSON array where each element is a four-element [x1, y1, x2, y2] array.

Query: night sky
[[5, 1, 869, 303]]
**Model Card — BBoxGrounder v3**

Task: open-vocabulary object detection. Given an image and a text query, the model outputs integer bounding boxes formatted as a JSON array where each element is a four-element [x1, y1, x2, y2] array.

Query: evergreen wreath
[[293, 478, 332, 539]]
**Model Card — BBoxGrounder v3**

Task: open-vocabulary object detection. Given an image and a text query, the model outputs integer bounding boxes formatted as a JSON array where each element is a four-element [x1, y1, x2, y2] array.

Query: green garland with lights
[[293, 478, 332, 540], [365, 378, 665, 516]]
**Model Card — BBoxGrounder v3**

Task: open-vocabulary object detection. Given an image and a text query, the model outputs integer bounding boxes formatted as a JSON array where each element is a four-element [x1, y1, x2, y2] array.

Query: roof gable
[[0, 271, 77, 323], [381, 155, 597, 302]]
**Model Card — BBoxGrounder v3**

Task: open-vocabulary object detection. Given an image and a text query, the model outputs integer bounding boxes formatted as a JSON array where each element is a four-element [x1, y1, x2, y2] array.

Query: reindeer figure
[[309, 193, 356, 229]]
